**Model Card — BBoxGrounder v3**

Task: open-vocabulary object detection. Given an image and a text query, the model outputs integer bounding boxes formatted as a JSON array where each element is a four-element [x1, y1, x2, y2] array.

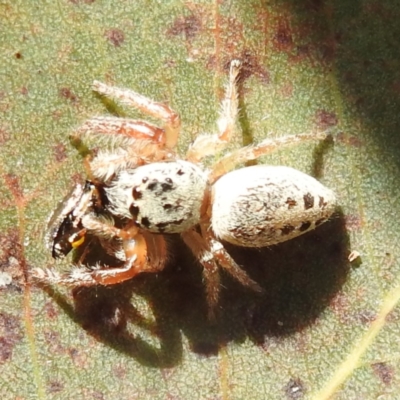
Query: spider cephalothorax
[[34, 60, 336, 314]]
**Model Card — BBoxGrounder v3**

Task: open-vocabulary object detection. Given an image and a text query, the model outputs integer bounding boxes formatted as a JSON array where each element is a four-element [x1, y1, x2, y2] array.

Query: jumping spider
[[34, 60, 336, 315]]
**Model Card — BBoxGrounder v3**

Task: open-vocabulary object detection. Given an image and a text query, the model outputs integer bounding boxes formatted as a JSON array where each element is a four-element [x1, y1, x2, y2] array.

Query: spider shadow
[[169, 208, 350, 352], [41, 207, 349, 365], [39, 239, 183, 368]]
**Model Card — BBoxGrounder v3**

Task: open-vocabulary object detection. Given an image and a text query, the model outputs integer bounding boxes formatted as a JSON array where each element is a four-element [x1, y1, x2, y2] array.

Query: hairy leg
[[209, 131, 330, 183], [186, 60, 241, 162], [33, 220, 166, 287], [182, 226, 262, 318], [93, 81, 181, 148]]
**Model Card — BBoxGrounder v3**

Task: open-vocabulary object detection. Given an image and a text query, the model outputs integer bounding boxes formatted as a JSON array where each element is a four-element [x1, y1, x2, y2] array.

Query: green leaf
[[1, 0, 400, 399]]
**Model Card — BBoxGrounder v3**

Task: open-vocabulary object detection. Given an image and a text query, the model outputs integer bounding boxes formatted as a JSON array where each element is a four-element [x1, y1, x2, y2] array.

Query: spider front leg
[[186, 60, 241, 162], [182, 227, 261, 318], [33, 219, 167, 287], [91, 80, 181, 148]]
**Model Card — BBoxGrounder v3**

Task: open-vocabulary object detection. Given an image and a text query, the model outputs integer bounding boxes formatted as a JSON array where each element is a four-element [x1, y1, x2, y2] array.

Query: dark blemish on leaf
[[113, 364, 127, 379], [105, 29, 125, 47], [284, 378, 305, 399], [345, 214, 362, 231], [163, 204, 172, 210], [91, 390, 106, 400], [167, 15, 201, 40], [132, 187, 142, 200], [69, 0, 95, 4], [52, 142, 67, 163], [285, 197, 297, 209], [372, 362, 394, 385], [48, 381, 64, 394], [299, 221, 312, 231], [59, 87, 78, 103], [165, 177, 173, 184], [281, 225, 295, 235], [303, 193, 314, 210], [0, 127, 10, 145], [147, 180, 158, 191], [336, 132, 363, 148], [0, 312, 23, 363], [156, 222, 168, 230], [235, 50, 270, 84], [129, 204, 139, 218], [44, 302, 59, 319], [172, 218, 184, 225], [273, 18, 293, 52], [141, 217, 151, 228], [357, 310, 376, 324], [14, 52, 22, 59], [177, 169, 184, 175], [3, 174, 23, 202], [142, 177, 148, 183], [315, 110, 338, 130]]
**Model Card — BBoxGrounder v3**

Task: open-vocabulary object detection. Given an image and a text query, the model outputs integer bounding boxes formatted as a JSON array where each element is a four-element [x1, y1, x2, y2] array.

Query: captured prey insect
[[34, 60, 336, 314]]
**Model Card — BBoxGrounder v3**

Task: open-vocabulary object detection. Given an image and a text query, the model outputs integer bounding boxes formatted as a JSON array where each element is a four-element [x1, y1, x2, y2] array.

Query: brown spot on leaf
[[167, 14, 202, 40], [236, 50, 270, 84], [44, 302, 59, 319], [69, 0, 95, 4], [14, 52, 22, 59], [48, 380, 64, 394], [0, 127, 10, 145], [3, 174, 23, 203], [59, 87, 78, 103], [345, 214, 362, 231], [372, 362, 394, 385], [336, 132, 363, 148], [52, 142, 67, 163], [105, 29, 125, 47], [315, 110, 338, 130], [44, 330, 66, 354], [273, 18, 293, 53], [0, 312, 23, 363], [113, 364, 127, 379], [284, 378, 305, 399], [0, 230, 23, 286]]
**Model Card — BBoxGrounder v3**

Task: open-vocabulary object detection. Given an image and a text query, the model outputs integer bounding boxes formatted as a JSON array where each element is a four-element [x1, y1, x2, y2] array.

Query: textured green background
[[1, 0, 400, 399]]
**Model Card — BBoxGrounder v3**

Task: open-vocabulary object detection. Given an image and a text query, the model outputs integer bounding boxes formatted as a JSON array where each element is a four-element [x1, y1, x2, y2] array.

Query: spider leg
[[73, 116, 167, 145], [33, 220, 167, 287], [182, 226, 262, 319], [186, 60, 241, 162], [88, 142, 173, 182], [209, 131, 330, 183], [181, 229, 221, 319], [92, 81, 181, 148]]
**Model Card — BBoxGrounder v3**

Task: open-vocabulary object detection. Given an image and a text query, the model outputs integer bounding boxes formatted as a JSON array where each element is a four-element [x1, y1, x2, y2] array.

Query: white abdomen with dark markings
[[211, 165, 336, 247]]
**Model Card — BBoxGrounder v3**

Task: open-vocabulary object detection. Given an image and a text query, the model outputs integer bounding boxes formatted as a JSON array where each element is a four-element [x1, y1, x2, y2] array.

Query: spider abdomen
[[211, 165, 336, 247], [106, 160, 208, 233]]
